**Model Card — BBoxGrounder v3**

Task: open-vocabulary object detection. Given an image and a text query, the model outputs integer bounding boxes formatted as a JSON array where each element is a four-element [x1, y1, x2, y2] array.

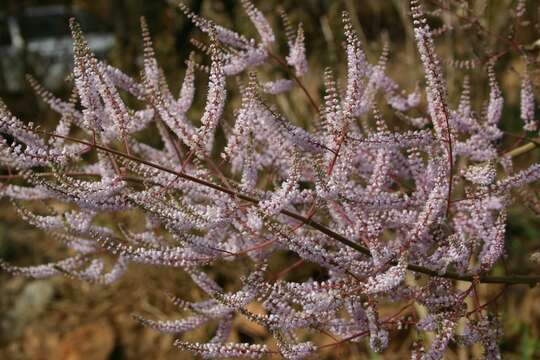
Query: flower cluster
[[1, 1, 539, 359]]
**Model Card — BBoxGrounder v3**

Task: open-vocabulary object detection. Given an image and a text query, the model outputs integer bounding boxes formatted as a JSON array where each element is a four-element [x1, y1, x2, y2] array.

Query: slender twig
[[467, 285, 509, 317], [266, 49, 320, 114], [424, 0, 525, 55], [422, 35, 454, 217], [5, 127, 540, 286], [319, 302, 414, 349], [273, 258, 305, 281]]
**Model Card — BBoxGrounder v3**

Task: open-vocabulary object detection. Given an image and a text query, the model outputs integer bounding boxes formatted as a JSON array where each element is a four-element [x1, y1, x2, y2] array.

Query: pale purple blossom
[[0, 2, 538, 359]]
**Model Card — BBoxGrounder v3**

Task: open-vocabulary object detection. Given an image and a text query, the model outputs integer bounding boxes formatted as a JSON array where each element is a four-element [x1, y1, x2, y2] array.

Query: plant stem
[[266, 49, 320, 114], [6, 128, 540, 286]]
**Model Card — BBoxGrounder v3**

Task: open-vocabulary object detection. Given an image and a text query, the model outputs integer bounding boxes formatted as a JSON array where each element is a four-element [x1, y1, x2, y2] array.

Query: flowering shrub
[[1, 0, 539, 358]]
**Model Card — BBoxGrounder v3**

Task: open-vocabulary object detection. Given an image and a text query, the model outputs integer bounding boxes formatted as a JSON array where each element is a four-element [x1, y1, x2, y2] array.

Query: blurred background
[[0, 0, 540, 359]]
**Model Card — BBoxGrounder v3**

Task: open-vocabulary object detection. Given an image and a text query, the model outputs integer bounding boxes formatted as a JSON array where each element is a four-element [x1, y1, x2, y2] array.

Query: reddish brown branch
[[4, 127, 540, 286]]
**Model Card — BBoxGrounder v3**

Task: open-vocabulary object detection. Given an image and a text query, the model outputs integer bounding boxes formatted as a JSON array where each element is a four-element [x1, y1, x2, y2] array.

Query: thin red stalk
[[467, 285, 508, 317], [319, 302, 413, 350], [320, 302, 415, 350], [266, 49, 320, 114], [424, 0, 524, 55], [272, 258, 305, 281], [471, 277, 482, 321], [7, 127, 540, 286], [155, 118, 185, 166], [289, 200, 318, 232], [319, 329, 369, 349], [422, 38, 454, 217]]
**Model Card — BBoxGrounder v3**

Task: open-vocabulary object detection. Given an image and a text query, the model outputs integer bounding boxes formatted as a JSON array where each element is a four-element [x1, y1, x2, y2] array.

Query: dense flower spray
[[1, 1, 539, 358]]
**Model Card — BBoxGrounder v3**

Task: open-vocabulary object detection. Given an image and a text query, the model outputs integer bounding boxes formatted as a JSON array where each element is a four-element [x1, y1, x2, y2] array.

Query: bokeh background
[[1, 0, 540, 359]]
